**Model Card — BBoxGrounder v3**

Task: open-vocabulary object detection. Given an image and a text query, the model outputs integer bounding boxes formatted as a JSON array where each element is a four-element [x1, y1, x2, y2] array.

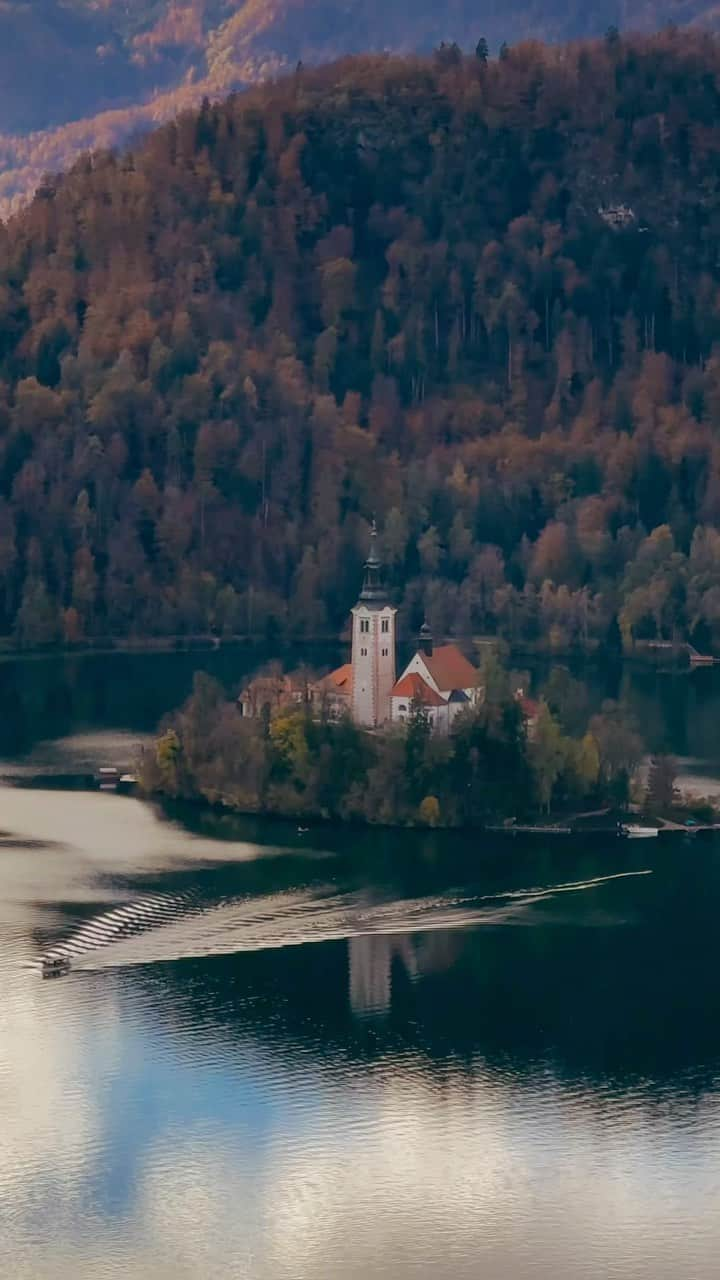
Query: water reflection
[[348, 933, 462, 1016], [350, 934, 414, 1013], [4, 780, 720, 1278], [0, 645, 341, 758], [6, 928, 720, 1280]]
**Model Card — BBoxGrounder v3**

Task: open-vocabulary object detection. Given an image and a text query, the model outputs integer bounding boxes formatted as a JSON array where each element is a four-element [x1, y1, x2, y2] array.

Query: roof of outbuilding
[[391, 672, 446, 707], [422, 644, 478, 692], [322, 663, 353, 694]]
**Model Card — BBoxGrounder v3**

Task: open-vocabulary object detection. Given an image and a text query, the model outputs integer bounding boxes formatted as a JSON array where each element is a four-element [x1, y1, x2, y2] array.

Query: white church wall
[[351, 603, 397, 727]]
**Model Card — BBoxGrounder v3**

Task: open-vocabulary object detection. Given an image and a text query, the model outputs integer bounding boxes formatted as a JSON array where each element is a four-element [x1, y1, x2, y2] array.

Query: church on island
[[316, 524, 483, 732], [238, 525, 539, 736]]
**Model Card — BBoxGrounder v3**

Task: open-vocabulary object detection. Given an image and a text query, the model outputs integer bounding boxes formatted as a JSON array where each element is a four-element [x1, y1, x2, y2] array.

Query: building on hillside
[[389, 621, 483, 734]]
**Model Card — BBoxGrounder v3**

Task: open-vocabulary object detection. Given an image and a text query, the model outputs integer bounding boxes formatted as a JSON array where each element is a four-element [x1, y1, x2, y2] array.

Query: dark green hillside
[[2, 34, 720, 652]]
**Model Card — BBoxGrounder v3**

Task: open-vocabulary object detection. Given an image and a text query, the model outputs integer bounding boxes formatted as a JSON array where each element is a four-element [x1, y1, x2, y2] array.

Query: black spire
[[419, 618, 433, 657], [358, 520, 388, 606]]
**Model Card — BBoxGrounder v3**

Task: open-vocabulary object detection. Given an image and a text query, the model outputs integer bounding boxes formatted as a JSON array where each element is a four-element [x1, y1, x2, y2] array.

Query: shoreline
[[0, 632, 714, 674], [142, 787, 719, 840]]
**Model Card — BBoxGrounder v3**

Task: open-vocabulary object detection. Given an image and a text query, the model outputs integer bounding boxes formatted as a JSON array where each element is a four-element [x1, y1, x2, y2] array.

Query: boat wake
[[40, 868, 653, 974], [38, 890, 206, 972]]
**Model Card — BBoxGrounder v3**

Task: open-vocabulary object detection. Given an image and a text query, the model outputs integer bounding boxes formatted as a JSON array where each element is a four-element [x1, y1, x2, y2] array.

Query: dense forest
[[3, 0, 720, 215], [4, 34, 720, 652]]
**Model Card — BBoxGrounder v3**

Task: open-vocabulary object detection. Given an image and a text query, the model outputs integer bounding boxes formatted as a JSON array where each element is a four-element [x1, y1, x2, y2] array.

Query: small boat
[[41, 955, 71, 979], [297, 826, 309, 835], [622, 824, 659, 839]]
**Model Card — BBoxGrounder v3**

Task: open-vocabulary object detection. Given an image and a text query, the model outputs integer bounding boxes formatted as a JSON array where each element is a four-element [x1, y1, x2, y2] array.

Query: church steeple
[[358, 520, 388, 606], [419, 618, 433, 658], [350, 519, 397, 727]]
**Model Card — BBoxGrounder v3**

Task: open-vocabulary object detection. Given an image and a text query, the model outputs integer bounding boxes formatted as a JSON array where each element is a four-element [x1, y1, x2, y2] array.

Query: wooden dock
[[485, 822, 573, 835], [657, 817, 720, 834], [483, 816, 720, 839], [687, 644, 719, 667], [637, 640, 719, 666]]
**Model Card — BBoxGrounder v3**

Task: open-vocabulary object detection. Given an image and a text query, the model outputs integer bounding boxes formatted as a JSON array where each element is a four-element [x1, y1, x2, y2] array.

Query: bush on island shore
[[141, 668, 644, 827]]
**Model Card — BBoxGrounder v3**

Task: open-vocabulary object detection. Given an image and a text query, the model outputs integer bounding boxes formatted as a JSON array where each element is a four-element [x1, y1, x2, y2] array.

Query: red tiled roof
[[519, 696, 541, 719], [391, 672, 446, 707], [422, 644, 478, 693], [323, 664, 353, 695]]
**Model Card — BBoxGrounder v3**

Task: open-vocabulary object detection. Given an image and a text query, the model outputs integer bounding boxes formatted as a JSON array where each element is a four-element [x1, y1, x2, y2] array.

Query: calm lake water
[[3, 649, 720, 1279]]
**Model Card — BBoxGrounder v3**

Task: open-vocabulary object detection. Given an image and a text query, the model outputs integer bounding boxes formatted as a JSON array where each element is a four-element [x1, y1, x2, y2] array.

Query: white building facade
[[389, 623, 482, 734]]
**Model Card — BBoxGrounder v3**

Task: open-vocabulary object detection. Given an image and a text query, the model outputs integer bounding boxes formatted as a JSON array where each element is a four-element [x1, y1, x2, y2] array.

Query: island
[[141, 532, 714, 831]]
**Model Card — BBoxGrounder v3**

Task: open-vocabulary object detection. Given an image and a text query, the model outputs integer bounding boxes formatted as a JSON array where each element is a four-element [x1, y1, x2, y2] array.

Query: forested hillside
[[3, 0, 720, 216], [3, 34, 720, 653]]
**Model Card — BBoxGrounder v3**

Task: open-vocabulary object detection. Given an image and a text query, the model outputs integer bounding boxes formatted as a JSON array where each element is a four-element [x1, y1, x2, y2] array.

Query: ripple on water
[[3, 805, 720, 1278], [35, 868, 654, 978]]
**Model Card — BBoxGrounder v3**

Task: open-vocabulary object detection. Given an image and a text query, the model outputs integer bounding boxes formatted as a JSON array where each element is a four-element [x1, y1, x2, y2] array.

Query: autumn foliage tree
[[1, 37, 720, 649]]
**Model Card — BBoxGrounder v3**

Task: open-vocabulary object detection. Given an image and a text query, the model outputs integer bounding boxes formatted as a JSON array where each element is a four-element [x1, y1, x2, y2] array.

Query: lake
[[3, 649, 720, 1279]]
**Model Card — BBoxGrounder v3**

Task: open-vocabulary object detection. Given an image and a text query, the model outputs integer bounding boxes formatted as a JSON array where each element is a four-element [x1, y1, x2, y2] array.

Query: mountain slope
[[3, 0, 720, 216], [0, 2, 143, 134], [2, 35, 720, 653]]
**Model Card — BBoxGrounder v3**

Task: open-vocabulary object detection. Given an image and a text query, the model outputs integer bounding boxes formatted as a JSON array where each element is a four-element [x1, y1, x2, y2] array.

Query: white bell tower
[[351, 522, 396, 728]]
